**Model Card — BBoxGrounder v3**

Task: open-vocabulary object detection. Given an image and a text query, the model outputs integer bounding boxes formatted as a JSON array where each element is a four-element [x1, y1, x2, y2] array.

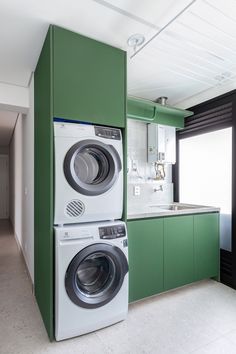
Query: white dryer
[[55, 221, 128, 341], [54, 122, 123, 225]]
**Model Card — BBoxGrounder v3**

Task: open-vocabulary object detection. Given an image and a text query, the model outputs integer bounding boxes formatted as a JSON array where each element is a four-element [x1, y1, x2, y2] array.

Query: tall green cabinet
[[34, 25, 126, 339]]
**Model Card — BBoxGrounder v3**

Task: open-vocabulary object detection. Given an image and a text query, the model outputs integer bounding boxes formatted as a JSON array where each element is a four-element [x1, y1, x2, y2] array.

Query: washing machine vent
[[65, 200, 85, 217]]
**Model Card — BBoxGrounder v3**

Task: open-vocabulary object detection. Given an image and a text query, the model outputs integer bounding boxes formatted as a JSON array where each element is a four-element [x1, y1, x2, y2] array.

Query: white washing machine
[[55, 221, 128, 341], [54, 122, 123, 225]]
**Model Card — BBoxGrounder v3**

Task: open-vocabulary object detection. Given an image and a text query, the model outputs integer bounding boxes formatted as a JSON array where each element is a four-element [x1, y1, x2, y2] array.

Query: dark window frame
[[173, 89, 236, 288]]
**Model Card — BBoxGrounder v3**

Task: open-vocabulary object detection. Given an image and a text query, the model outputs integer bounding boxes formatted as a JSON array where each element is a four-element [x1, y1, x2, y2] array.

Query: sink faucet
[[154, 185, 163, 192]]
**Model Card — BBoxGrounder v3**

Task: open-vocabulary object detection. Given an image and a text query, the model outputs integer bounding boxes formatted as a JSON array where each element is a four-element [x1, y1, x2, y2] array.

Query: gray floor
[[1, 221, 236, 354]]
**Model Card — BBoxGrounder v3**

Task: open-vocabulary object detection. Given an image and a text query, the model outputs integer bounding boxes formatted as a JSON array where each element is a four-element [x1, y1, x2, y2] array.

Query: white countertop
[[127, 203, 220, 220]]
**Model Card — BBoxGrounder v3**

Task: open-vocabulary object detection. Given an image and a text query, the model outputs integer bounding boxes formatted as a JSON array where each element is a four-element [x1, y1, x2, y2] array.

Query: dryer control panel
[[99, 224, 126, 239], [95, 126, 121, 140]]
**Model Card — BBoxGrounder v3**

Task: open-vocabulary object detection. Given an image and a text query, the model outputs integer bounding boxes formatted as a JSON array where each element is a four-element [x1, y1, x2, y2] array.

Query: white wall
[[8, 75, 34, 282], [22, 76, 34, 282], [0, 82, 29, 113], [9, 115, 23, 246], [127, 119, 173, 214]]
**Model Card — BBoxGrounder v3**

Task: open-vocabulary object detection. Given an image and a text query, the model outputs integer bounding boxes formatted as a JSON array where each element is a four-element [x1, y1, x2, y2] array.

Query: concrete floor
[[1, 221, 236, 353]]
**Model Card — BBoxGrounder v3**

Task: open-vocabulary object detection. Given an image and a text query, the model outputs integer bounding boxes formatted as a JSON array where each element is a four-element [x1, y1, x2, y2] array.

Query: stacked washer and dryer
[[54, 121, 128, 341]]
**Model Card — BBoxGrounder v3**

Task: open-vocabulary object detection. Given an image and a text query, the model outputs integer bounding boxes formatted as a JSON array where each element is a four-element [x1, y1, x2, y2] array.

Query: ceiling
[[0, 111, 18, 146], [0, 0, 236, 107]]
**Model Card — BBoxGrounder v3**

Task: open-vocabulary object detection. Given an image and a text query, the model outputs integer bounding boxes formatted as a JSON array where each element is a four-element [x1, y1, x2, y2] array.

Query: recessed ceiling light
[[127, 34, 145, 51]]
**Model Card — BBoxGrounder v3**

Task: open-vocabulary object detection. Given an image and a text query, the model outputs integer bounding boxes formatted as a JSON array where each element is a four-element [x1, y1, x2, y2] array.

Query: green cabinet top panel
[[53, 26, 126, 128], [127, 96, 193, 128]]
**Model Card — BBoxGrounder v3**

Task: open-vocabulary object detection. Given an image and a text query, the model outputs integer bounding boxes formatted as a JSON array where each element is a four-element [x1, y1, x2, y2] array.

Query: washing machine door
[[65, 243, 128, 309], [63, 139, 122, 196]]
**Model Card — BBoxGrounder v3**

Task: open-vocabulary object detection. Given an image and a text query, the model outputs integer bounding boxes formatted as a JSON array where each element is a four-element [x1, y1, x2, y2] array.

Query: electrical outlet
[[133, 185, 140, 196], [132, 160, 137, 171]]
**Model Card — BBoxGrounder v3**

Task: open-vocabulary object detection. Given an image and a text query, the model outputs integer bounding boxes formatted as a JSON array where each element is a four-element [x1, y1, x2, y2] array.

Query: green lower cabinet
[[128, 212, 219, 303], [194, 213, 219, 281], [127, 219, 164, 302], [164, 215, 194, 291]]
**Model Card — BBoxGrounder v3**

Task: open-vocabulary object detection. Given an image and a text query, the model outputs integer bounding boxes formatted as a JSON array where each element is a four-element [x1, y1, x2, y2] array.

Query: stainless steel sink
[[149, 203, 202, 212], [127, 203, 219, 219], [162, 204, 200, 211]]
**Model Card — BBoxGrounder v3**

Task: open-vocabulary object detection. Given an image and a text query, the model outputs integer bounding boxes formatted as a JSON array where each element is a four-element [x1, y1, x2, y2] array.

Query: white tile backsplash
[[128, 182, 173, 215], [127, 119, 174, 215]]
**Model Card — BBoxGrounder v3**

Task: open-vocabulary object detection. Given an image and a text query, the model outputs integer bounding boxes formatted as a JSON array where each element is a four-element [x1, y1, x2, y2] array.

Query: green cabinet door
[[164, 216, 194, 291], [128, 219, 164, 302], [194, 213, 219, 281], [53, 26, 126, 127]]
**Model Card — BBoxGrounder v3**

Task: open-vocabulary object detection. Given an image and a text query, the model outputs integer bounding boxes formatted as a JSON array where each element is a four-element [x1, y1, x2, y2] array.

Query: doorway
[[0, 110, 18, 227]]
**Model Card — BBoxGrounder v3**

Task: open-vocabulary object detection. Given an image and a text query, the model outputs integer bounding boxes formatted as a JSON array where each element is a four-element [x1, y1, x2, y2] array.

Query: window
[[179, 127, 232, 251]]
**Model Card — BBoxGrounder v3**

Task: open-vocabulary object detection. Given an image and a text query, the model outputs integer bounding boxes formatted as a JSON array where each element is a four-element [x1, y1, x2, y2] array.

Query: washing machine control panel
[[99, 224, 126, 239], [95, 126, 121, 140]]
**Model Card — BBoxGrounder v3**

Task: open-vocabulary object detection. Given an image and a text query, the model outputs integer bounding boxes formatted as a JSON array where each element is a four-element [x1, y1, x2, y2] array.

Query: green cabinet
[[127, 219, 164, 302], [194, 213, 219, 281], [53, 26, 126, 127], [164, 216, 194, 291], [35, 25, 126, 340], [127, 212, 219, 303]]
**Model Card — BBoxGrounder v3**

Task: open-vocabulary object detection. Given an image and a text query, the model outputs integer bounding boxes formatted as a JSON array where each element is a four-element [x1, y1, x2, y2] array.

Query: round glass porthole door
[[64, 139, 122, 196], [65, 243, 128, 309]]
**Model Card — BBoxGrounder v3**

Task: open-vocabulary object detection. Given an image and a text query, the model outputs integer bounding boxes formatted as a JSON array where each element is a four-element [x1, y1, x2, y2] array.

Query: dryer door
[[64, 139, 122, 196], [65, 243, 128, 309]]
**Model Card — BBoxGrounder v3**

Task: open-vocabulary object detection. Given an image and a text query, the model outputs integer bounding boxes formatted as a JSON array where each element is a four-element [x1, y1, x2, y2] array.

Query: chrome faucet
[[154, 185, 163, 192]]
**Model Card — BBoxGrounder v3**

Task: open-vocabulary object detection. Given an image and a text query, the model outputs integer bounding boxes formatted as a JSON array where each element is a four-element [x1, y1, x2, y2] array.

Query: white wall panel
[[8, 77, 34, 283], [9, 115, 23, 247], [22, 75, 34, 282]]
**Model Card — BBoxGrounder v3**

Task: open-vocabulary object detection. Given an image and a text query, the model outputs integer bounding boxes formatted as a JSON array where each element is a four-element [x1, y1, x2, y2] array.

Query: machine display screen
[[95, 126, 121, 140], [99, 225, 126, 239]]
